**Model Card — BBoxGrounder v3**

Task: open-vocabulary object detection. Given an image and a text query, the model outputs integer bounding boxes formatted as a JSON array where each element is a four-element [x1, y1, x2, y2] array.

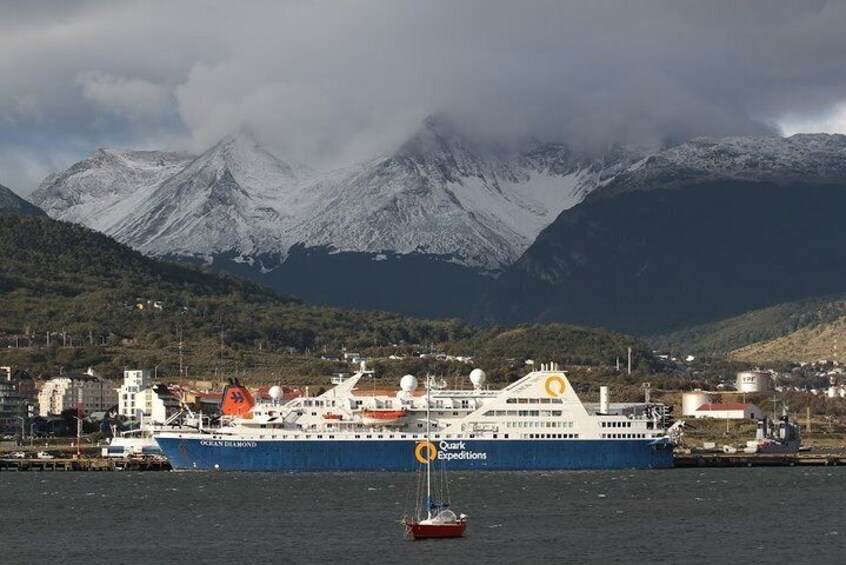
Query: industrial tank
[[682, 390, 713, 416], [736, 371, 771, 393]]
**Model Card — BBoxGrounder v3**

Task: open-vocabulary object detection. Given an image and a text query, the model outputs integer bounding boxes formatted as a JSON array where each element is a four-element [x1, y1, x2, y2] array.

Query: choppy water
[[1, 468, 844, 564]]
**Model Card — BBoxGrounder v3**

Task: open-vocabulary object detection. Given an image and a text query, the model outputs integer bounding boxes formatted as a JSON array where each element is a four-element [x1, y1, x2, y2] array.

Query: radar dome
[[268, 385, 283, 401], [400, 374, 418, 392], [469, 368, 487, 388]]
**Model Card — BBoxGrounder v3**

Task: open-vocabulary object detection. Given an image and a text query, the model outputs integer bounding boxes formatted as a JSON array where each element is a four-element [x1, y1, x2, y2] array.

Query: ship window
[[355, 435, 360, 438]]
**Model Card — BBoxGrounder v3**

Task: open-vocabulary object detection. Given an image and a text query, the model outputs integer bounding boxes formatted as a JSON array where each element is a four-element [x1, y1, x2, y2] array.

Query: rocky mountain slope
[[32, 117, 630, 272], [483, 134, 846, 334], [31, 149, 192, 232]]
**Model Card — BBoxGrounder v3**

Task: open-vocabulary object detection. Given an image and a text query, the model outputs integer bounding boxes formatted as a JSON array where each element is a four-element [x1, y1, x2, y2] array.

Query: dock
[[674, 452, 846, 467], [0, 457, 171, 472]]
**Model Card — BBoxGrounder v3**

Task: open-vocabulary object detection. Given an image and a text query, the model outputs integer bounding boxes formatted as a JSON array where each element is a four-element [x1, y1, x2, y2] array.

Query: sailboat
[[403, 376, 468, 540]]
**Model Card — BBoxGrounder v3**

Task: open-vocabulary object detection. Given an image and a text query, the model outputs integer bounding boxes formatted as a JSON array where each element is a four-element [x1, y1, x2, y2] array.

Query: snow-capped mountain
[[595, 133, 846, 198], [483, 132, 846, 334], [31, 149, 193, 233], [110, 133, 314, 260], [32, 117, 630, 271], [276, 117, 640, 270], [29, 124, 846, 322]]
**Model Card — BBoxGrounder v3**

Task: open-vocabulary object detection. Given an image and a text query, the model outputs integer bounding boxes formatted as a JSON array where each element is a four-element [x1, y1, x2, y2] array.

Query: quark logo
[[414, 440, 488, 463], [544, 375, 567, 397], [414, 440, 437, 464]]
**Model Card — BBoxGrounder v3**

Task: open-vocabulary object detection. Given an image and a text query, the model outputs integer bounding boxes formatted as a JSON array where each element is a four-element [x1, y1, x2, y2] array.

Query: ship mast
[[425, 374, 432, 521]]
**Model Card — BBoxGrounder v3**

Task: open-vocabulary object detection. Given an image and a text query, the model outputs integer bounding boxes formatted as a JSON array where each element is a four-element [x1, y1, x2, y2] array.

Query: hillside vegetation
[[0, 216, 648, 381], [653, 294, 846, 360]]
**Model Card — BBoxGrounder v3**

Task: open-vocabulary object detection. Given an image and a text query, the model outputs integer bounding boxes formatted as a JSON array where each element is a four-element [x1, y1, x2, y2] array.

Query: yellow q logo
[[415, 440, 437, 464], [544, 375, 567, 397]]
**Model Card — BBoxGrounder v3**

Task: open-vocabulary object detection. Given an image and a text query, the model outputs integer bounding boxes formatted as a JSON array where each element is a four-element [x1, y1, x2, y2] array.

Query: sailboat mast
[[426, 374, 432, 520]]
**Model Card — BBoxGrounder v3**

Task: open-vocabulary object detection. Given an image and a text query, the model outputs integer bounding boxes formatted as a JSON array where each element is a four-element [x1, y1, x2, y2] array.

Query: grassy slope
[[652, 293, 846, 361]]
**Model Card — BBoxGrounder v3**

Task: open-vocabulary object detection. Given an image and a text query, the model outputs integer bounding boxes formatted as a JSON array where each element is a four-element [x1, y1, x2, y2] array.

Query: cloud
[[2, 1, 846, 192], [76, 71, 172, 121], [780, 102, 846, 136]]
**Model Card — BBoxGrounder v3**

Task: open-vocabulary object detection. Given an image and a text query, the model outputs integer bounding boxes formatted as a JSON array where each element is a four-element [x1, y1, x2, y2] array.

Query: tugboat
[[749, 409, 802, 454], [403, 377, 467, 540]]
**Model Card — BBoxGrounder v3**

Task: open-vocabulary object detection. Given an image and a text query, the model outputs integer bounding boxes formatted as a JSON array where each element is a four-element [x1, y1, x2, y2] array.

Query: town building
[[692, 402, 764, 420], [133, 384, 180, 425], [118, 369, 152, 419], [38, 371, 118, 416], [0, 380, 27, 435], [1, 366, 37, 405]]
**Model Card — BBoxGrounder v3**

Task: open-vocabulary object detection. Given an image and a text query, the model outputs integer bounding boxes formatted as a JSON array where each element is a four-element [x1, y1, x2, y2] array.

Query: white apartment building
[[134, 384, 180, 425], [118, 369, 152, 419]]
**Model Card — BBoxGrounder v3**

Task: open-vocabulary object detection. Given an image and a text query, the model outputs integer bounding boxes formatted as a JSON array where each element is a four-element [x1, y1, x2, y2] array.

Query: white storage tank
[[736, 371, 771, 393], [682, 390, 713, 416]]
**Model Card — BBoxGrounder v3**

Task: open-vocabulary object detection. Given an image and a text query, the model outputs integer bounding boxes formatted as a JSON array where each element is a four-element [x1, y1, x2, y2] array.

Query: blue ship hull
[[155, 437, 674, 471]]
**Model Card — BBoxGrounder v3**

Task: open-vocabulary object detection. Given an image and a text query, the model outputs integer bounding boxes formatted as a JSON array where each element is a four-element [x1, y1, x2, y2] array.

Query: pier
[[0, 457, 171, 472], [674, 452, 846, 467]]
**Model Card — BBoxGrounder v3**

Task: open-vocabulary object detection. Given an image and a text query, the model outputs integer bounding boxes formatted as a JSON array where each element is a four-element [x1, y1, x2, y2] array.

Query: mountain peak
[[213, 125, 261, 150], [393, 114, 481, 174], [201, 128, 314, 181]]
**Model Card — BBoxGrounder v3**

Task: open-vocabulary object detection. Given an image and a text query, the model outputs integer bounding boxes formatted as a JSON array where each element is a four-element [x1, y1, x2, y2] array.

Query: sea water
[[1, 467, 844, 564]]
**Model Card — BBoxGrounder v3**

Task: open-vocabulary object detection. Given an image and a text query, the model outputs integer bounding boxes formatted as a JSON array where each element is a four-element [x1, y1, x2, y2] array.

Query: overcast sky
[[2, 0, 846, 194]]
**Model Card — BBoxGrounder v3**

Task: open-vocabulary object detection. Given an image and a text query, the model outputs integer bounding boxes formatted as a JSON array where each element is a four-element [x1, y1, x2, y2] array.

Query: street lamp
[[17, 416, 26, 445]]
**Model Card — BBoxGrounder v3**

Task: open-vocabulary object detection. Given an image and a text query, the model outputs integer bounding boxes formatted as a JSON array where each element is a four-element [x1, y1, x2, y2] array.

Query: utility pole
[[627, 347, 632, 375], [178, 324, 184, 380]]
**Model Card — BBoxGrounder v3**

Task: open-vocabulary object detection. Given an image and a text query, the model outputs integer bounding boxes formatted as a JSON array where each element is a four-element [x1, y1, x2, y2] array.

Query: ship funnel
[[599, 386, 609, 415]]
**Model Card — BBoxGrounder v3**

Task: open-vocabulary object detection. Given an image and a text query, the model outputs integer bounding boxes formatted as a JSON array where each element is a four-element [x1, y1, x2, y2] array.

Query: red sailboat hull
[[404, 520, 467, 539]]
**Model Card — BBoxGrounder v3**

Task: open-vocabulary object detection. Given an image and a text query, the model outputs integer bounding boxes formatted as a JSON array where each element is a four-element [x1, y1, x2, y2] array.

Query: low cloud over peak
[[2, 1, 846, 194]]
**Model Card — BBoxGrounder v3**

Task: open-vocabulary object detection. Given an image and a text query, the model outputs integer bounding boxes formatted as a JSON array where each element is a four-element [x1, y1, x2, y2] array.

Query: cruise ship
[[153, 363, 675, 471]]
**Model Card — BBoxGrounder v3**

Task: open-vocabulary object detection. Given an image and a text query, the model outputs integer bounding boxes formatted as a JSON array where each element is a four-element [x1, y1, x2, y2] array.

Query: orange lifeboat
[[322, 413, 344, 420], [361, 408, 408, 426]]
